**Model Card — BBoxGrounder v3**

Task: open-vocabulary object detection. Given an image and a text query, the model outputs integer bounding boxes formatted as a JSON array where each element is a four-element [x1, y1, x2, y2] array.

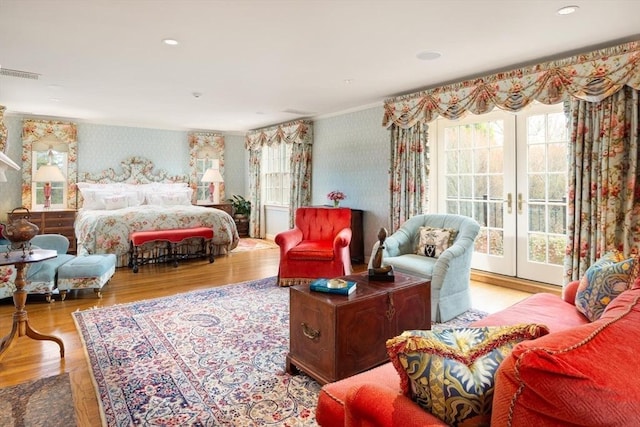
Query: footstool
[[57, 254, 117, 299]]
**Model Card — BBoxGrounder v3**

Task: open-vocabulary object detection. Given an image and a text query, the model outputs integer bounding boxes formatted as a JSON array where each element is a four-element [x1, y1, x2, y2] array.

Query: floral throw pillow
[[415, 226, 457, 258], [386, 324, 549, 426], [575, 251, 637, 322]]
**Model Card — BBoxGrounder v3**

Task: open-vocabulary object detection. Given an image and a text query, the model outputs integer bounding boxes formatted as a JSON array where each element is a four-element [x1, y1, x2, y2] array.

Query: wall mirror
[[22, 120, 78, 210]]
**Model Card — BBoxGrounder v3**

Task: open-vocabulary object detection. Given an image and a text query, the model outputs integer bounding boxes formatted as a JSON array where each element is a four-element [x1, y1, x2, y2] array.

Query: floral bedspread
[[75, 205, 239, 267]]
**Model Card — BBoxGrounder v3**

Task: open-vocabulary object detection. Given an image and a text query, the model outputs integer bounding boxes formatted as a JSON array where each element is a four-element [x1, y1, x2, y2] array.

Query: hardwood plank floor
[[0, 245, 533, 426]]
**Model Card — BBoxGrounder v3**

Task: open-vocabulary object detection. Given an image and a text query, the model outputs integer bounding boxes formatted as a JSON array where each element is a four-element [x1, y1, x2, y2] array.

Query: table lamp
[[201, 164, 224, 204], [33, 149, 66, 208]]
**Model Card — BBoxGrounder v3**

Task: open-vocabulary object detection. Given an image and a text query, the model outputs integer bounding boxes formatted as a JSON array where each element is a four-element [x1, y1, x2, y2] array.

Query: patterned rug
[[0, 373, 76, 426], [73, 277, 486, 426]]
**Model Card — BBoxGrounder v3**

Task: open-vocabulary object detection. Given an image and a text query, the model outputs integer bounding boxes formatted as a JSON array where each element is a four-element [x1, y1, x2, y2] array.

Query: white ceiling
[[1, 0, 639, 133]]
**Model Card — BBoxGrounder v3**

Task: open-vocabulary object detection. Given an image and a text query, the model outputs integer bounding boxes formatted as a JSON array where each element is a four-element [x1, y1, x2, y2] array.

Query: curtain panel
[[22, 119, 78, 209], [565, 87, 640, 282], [389, 123, 429, 231], [383, 40, 640, 128], [245, 119, 313, 232], [0, 106, 7, 153]]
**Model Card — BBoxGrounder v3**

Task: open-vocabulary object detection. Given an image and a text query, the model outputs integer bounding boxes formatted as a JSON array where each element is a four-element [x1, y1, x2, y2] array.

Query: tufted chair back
[[294, 207, 352, 241], [275, 207, 353, 287]]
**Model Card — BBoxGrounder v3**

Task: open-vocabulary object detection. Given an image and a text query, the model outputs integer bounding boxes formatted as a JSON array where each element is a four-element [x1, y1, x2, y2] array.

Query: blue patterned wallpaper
[[313, 106, 390, 254], [77, 123, 190, 175]]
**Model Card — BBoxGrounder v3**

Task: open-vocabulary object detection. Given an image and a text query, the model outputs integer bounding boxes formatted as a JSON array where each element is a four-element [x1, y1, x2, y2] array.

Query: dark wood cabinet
[[349, 208, 364, 264], [8, 209, 77, 254], [286, 272, 430, 384]]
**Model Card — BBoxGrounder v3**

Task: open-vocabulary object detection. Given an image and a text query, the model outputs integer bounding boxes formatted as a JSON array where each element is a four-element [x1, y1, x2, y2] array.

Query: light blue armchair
[[369, 214, 480, 322], [0, 234, 75, 302]]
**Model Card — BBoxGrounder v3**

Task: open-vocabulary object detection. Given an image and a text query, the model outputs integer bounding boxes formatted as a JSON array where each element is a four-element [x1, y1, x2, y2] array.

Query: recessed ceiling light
[[343, 79, 354, 84], [162, 38, 179, 46], [49, 98, 61, 102], [416, 51, 442, 61], [557, 5, 579, 15]]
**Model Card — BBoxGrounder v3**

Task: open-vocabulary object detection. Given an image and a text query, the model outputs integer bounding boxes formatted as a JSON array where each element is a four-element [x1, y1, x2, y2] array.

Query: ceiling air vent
[[282, 108, 315, 116], [0, 67, 40, 80]]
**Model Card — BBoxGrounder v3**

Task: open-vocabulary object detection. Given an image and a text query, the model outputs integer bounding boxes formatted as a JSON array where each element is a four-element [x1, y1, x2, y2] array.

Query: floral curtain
[[0, 106, 7, 153], [245, 119, 313, 231], [383, 41, 640, 127], [247, 149, 262, 238], [188, 132, 225, 203], [389, 123, 429, 231], [564, 86, 640, 282], [22, 119, 78, 209]]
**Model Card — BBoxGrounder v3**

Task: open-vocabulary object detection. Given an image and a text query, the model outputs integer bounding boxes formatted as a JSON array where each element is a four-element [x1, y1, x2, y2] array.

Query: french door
[[435, 104, 568, 285]]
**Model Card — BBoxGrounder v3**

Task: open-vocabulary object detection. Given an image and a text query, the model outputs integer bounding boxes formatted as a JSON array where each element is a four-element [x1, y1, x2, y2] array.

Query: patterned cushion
[[386, 324, 549, 426], [415, 226, 457, 258], [575, 251, 637, 321]]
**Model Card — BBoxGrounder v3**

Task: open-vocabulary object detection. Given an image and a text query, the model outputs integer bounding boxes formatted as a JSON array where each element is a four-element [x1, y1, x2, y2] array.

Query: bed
[[75, 157, 239, 267]]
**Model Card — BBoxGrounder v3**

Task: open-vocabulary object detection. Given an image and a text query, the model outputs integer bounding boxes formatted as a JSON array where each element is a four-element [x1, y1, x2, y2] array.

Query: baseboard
[[471, 270, 562, 296]]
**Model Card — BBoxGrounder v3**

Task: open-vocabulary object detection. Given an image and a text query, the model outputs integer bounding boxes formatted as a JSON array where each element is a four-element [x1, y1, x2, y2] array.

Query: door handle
[[518, 193, 524, 214], [504, 193, 512, 214]]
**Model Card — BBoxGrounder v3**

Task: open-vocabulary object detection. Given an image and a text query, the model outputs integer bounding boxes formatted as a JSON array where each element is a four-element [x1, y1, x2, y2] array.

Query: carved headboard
[[80, 156, 188, 184]]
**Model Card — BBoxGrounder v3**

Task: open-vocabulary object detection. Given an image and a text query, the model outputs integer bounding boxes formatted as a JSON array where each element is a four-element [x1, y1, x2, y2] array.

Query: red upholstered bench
[[129, 227, 214, 273]]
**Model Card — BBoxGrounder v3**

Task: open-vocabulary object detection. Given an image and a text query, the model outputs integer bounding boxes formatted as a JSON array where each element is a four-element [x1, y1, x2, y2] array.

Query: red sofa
[[316, 281, 640, 426]]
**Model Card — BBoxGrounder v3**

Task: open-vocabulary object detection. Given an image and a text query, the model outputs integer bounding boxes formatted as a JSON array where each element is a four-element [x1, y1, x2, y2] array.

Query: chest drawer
[[7, 209, 77, 254]]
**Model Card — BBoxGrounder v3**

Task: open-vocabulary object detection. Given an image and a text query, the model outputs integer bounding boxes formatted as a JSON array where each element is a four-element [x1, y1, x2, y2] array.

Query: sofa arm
[[562, 280, 579, 305], [333, 227, 352, 251], [274, 228, 303, 256], [344, 384, 447, 427]]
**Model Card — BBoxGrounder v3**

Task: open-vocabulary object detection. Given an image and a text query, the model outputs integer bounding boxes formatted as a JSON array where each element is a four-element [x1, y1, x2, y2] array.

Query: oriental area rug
[[0, 373, 76, 426], [73, 276, 487, 426]]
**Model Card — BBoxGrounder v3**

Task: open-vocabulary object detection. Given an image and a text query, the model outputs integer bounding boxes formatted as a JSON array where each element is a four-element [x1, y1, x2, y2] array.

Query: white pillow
[[146, 187, 192, 206], [104, 195, 128, 210], [80, 188, 107, 210]]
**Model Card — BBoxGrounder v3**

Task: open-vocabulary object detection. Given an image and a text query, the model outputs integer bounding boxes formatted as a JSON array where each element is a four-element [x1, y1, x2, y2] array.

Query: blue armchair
[[0, 234, 75, 302], [369, 214, 480, 322]]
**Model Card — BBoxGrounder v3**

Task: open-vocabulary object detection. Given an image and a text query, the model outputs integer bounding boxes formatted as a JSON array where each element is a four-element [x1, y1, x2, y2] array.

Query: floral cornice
[[245, 119, 313, 151], [383, 40, 640, 128]]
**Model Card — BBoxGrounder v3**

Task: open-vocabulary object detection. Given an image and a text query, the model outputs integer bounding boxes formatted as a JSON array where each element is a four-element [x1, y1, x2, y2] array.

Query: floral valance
[[383, 40, 640, 128], [245, 120, 313, 151]]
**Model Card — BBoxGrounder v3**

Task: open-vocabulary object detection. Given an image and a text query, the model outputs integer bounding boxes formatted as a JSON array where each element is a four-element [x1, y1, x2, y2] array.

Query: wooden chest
[[286, 272, 430, 384], [8, 209, 77, 254]]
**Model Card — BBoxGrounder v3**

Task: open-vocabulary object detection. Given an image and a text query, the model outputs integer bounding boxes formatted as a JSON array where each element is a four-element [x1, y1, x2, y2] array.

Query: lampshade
[[201, 168, 224, 183], [0, 151, 20, 182], [33, 164, 66, 183]]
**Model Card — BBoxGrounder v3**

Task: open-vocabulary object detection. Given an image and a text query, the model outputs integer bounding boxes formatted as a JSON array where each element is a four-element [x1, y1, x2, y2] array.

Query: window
[[31, 149, 68, 209], [196, 157, 219, 203], [262, 143, 291, 206]]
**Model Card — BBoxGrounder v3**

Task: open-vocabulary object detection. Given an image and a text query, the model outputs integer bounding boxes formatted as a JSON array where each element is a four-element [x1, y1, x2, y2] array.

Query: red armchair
[[275, 207, 352, 287]]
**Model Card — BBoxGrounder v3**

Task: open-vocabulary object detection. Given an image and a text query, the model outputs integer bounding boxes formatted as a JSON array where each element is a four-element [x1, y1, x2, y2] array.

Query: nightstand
[[7, 209, 77, 254]]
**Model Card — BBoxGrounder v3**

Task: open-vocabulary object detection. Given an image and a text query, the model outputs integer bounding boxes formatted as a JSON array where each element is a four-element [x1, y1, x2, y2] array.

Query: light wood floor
[[0, 245, 533, 426]]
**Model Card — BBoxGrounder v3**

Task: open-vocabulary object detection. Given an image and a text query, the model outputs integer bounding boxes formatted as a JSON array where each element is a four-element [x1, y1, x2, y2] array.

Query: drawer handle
[[301, 322, 320, 340]]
